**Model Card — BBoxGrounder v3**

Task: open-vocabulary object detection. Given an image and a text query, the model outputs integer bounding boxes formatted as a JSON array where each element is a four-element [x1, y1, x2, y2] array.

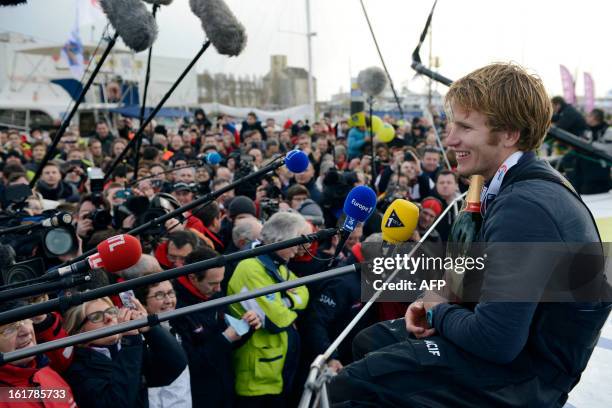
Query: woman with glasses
[[134, 281, 192, 408], [0, 300, 78, 408], [62, 296, 187, 408]]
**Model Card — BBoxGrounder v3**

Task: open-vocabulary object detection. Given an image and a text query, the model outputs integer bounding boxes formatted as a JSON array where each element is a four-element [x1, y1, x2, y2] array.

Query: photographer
[[75, 194, 114, 250]]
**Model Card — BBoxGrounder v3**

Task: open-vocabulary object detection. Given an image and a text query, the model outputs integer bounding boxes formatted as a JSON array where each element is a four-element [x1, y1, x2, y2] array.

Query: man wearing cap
[[413, 196, 443, 243], [171, 182, 206, 235], [219, 195, 258, 252]]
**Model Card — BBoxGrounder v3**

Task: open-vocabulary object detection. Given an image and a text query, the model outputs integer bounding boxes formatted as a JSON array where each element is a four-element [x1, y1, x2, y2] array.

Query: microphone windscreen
[[96, 234, 142, 273], [381, 199, 419, 244], [0, 0, 27, 6], [206, 151, 222, 165], [189, 0, 247, 56], [285, 150, 310, 173], [357, 66, 388, 97], [343, 186, 377, 225], [142, 0, 173, 4], [100, 0, 158, 52]]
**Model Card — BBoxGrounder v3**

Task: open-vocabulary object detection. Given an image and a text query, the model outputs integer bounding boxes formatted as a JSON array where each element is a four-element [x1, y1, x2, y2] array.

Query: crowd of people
[[0, 80, 609, 407]]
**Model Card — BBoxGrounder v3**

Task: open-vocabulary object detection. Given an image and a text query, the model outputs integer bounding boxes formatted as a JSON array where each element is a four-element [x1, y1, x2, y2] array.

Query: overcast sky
[[1, 0, 611, 102]]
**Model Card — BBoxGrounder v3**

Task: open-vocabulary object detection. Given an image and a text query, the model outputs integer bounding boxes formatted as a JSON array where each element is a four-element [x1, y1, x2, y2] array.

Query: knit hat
[[421, 197, 443, 217], [228, 195, 257, 219], [298, 199, 324, 226]]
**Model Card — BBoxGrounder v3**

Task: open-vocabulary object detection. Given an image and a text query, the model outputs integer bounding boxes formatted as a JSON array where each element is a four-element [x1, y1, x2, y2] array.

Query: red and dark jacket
[[0, 356, 77, 408]]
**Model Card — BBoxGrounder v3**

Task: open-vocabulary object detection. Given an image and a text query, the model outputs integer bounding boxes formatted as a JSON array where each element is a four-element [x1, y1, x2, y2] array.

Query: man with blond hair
[[330, 63, 609, 407]]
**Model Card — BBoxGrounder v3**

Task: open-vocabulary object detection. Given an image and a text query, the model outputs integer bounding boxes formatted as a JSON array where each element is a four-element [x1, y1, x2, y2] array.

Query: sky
[[1, 0, 611, 102]]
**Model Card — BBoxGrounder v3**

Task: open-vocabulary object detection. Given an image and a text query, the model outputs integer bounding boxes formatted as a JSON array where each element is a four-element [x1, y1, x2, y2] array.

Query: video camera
[[0, 184, 78, 285]]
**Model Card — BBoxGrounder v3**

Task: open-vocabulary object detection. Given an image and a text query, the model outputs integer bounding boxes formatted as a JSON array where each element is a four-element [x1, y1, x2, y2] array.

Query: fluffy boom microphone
[[100, 0, 158, 52], [189, 0, 247, 56], [142, 0, 173, 4], [0, 0, 27, 6], [357, 66, 388, 97]]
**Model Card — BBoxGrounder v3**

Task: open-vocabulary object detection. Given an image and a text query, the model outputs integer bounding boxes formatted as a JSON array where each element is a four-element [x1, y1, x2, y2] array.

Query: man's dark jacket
[[430, 152, 610, 404], [171, 278, 238, 408]]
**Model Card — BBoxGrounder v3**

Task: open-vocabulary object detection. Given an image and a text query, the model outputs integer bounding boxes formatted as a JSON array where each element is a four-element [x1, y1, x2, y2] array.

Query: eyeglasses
[[77, 306, 118, 330], [0, 320, 32, 338], [147, 290, 176, 301], [167, 253, 187, 263]]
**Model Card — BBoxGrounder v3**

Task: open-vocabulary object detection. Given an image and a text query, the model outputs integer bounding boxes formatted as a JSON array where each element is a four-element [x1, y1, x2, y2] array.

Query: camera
[[259, 197, 279, 221], [85, 208, 112, 230], [0, 211, 79, 285]]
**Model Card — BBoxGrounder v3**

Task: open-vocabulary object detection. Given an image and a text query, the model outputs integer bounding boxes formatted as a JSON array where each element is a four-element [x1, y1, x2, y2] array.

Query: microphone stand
[[67, 154, 293, 265], [0, 228, 338, 325], [2, 152, 302, 293], [104, 40, 211, 183], [132, 3, 160, 182], [0, 262, 356, 365], [29, 32, 120, 187], [368, 96, 376, 190], [0, 273, 91, 303]]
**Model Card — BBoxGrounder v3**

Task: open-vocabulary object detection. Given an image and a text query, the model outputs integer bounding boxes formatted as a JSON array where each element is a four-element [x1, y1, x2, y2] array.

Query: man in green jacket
[[228, 212, 311, 406]]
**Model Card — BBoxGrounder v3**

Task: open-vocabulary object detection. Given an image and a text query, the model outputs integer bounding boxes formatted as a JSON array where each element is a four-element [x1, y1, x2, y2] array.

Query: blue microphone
[[284, 150, 310, 173], [342, 185, 377, 232], [328, 185, 377, 267], [198, 152, 222, 165], [205, 151, 222, 165]]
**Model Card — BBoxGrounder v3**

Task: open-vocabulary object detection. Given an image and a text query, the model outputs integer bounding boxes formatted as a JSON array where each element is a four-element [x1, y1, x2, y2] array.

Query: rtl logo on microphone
[[88, 253, 104, 270], [107, 235, 126, 252]]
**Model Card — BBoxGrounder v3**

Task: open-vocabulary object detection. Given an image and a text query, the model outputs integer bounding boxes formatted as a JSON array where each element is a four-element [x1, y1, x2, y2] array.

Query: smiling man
[[329, 63, 610, 407], [0, 300, 77, 408]]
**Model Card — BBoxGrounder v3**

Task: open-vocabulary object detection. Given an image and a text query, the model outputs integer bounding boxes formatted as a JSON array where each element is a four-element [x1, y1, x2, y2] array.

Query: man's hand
[[242, 310, 262, 330], [76, 218, 93, 238], [223, 326, 241, 342], [405, 292, 448, 338], [405, 301, 435, 338], [328, 359, 343, 373]]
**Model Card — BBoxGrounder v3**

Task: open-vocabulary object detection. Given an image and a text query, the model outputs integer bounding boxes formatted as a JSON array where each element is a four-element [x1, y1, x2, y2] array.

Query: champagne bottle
[[445, 175, 485, 300]]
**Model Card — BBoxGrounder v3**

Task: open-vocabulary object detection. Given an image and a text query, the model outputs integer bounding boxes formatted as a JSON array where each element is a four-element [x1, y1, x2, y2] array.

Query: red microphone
[[49, 234, 142, 278]]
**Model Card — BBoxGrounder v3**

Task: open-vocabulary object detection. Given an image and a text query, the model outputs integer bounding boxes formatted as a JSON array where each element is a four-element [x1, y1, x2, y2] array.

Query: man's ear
[[187, 273, 197, 285], [502, 130, 521, 148]]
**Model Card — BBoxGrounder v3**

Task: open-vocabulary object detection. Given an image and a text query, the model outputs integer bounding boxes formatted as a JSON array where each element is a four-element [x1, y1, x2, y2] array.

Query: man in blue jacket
[[329, 63, 611, 407]]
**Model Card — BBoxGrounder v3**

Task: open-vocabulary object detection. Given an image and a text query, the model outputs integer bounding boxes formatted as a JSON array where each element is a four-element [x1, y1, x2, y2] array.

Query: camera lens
[[44, 227, 75, 256]]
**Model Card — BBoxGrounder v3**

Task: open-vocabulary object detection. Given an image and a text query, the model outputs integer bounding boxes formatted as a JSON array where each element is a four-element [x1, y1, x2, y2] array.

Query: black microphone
[[189, 0, 247, 56], [0, 227, 338, 326], [100, 0, 158, 52]]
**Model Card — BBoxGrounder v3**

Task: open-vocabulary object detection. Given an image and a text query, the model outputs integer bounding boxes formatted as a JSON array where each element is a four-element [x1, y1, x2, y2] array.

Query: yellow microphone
[[381, 199, 419, 244]]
